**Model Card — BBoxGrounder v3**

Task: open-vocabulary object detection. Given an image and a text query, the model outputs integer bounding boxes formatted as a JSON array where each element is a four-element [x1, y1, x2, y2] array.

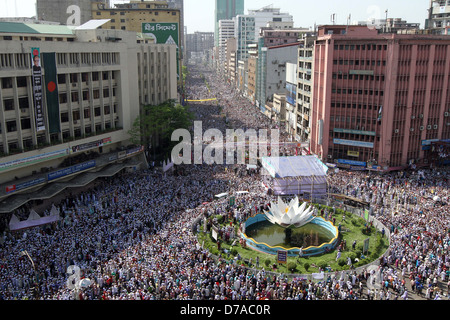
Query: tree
[[129, 100, 194, 161]]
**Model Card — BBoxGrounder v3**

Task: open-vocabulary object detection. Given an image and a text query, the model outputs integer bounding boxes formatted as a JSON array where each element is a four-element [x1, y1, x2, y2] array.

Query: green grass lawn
[[197, 204, 389, 275]]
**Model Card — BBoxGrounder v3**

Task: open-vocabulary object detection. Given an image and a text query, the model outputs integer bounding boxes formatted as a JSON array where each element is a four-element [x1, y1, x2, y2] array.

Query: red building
[[310, 25, 450, 171]]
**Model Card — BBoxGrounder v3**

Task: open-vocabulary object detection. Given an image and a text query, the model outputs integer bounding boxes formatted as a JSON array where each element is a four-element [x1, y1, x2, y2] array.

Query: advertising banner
[[337, 159, 367, 167], [142, 22, 180, 77], [47, 160, 96, 181], [333, 138, 374, 149], [31, 47, 46, 132]]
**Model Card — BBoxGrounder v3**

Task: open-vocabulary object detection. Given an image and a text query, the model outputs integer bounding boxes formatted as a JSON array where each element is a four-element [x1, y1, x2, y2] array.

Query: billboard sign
[[285, 82, 296, 106], [142, 22, 179, 76]]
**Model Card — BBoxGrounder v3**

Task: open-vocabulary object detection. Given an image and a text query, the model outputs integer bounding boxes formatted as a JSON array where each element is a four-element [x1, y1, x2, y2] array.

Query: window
[[83, 90, 89, 101], [21, 118, 31, 130], [4, 99, 14, 111], [16, 77, 27, 88], [71, 91, 79, 102], [73, 110, 80, 122], [61, 112, 69, 123], [6, 120, 17, 132], [2, 78, 13, 89], [59, 93, 67, 104], [19, 97, 29, 109], [58, 74, 66, 84]]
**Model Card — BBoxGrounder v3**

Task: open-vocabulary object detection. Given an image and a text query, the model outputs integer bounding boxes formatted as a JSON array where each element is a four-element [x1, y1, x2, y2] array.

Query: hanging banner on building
[[142, 22, 180, 77], [334, 138, 374, 149], [42, 52, 60, 134], [31, 47, 46, 132]]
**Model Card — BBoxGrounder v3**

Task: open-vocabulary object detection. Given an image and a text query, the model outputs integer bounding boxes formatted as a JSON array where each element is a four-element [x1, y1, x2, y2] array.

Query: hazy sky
[[0, 0, 431, 33]]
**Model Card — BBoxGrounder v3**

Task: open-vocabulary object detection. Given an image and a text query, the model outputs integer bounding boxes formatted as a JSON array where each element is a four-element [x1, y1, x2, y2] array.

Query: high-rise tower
[[215, 0, 244, 47]]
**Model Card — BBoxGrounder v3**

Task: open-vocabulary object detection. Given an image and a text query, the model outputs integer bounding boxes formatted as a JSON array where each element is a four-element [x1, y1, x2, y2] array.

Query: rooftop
[[0, 21, 75, 35]]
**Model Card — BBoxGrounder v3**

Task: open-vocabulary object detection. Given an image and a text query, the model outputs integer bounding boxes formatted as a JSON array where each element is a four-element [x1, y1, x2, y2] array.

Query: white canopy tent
[[261, 156, 328, 197]]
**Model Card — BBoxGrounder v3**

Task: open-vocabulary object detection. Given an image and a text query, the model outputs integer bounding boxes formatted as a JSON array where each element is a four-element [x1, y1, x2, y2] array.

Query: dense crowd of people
[[0, 65, 449, 301]]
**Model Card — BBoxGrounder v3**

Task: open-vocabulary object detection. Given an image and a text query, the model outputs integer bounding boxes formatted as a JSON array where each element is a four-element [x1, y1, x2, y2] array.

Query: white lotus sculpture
[[264, 196, 314, 228]]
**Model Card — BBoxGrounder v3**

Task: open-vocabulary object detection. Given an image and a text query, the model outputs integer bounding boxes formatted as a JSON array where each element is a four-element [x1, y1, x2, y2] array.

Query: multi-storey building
[[226, 38, 238, 86], [92, 0, 182, 86], [186, 31, 214, 62], [310, 25, 450, 171], [285, 62, 297, 139], [297, 35, 316, 142], [258, 28, 306, 47], [0, 22, 177, 213], [214, 0, 244, 47], [166, 0, 185, 61], [358, 17, 421, 34], [218, 19, 235, 73], [426, 0, 450, 35], [246, 45, 258, 103], [247, 5, 293, 40], [256, 41, 299, 113], [36, 0, 108, 25], [237, 59, 248, 94], [235, 15, 255, 62], [234, 6, 294, 63]]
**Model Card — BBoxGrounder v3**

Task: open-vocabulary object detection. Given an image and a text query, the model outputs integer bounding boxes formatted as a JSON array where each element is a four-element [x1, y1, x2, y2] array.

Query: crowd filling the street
[[0, 65, 449, 301]]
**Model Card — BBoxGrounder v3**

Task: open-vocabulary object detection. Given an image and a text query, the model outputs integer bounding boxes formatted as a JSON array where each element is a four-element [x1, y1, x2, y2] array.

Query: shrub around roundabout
[[195, 203, 389, 275]]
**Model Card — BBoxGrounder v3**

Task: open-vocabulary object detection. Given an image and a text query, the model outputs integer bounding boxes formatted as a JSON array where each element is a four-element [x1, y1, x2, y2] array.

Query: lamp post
[[20, 250, 39, 299]]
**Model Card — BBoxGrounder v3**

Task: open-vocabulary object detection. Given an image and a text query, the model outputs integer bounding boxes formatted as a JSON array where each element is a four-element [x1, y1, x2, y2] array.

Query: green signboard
[[142, 22, 180, 77]]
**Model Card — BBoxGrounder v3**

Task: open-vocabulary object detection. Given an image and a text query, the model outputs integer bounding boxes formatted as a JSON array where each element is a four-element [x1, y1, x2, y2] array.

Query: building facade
[[186, 31, 214, 62], [92, 0, 182, 85], [426, 0, 450, 35], [310, 25, 450, 171], [218, 19, 235, 73], [297, 35, 316, 142], [0, 22, 177, 212], [214, 0, 244, 47], [256, 42, 299, 113], [36, 0, 108, 25], [247, 5, 294, 41], [235, 15, 255, 62]]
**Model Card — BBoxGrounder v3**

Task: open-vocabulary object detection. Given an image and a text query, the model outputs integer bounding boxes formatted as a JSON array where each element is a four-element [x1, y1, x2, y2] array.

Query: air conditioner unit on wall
[[420, 126, 424, 131], [394, 129, 399, 133]]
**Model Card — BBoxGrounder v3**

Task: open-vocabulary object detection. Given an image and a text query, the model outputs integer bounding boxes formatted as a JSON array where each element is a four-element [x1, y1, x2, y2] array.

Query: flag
[[42, 52, 60, 134]]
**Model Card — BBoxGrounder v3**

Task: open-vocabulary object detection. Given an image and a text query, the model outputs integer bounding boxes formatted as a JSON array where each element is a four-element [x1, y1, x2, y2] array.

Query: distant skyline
[[0, 0, 432, 33], [184, 0, 431, 33]]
